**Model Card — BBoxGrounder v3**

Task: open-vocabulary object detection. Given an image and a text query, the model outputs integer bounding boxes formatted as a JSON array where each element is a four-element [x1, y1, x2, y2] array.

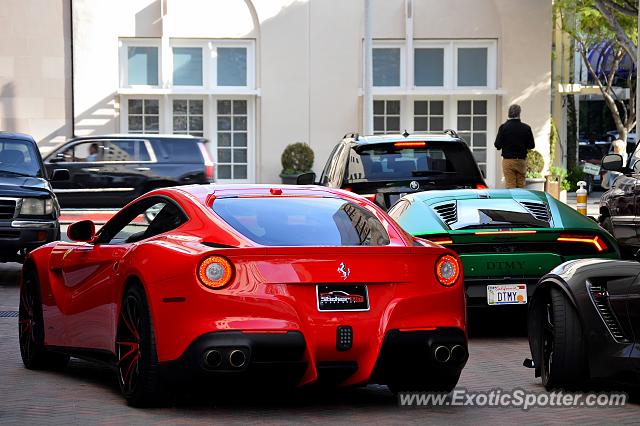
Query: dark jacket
[[494, 118, 535, 159]]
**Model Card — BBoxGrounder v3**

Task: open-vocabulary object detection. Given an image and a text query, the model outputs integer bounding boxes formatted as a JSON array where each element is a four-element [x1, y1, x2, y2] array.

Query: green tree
[[556, 0, 638, 142]]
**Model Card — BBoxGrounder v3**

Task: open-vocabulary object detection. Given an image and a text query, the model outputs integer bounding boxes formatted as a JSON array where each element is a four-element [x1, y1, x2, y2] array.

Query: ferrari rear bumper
[[158, 327, 468, 387]]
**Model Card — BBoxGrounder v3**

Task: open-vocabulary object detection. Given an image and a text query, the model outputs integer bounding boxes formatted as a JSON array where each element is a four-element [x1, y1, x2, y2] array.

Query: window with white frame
[[218, 47, 247, 87], [216, 100, 248, 180], [373, 48, 402, 87], [457, 100, 488, 173], [373, 100, 401, 134], [173, 99, 204, 136], [120, 40, 161, 87], [414, 48, 444, 87], [413, 100, 444, 133], [173, 47, 203, 86], [127, 99, 159, 134], [457, 47, 488, 87]]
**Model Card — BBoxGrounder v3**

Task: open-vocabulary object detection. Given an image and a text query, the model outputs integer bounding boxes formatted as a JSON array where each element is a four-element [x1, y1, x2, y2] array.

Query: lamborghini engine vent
[[587, 283, 630, 343], [433, 202, 457, 225], [520, 201, 551, 223]]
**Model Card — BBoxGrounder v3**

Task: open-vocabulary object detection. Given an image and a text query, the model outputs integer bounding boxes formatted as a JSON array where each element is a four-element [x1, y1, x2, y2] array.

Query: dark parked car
[[0, 132, 69, 262], [599, 151, 640, 256], [307, 131, 486, 209], [527, 258, 640, 390], [43, 134, 214, 207]]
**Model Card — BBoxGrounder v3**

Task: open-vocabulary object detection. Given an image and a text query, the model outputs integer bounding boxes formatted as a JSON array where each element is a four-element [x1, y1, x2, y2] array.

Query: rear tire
[[116, 284, 166, 407], [601, 216, 614, 237], [19, 267, 69, 370], [540, 288, 588, 390]]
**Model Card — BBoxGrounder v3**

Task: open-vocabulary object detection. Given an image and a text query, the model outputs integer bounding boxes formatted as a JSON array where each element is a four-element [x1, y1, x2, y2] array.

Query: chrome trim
[[11, 220, 57, 228]]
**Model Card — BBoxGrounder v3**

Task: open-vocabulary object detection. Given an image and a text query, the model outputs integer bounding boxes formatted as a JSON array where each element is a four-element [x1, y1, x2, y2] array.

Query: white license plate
[[486, 284, 527, 305]]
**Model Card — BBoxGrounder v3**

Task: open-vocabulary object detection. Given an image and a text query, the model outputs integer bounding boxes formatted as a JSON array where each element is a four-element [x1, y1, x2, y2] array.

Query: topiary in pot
[[280, 142, 314, 184], [525, 150, 545, 191], [525, 150, 544, 179]]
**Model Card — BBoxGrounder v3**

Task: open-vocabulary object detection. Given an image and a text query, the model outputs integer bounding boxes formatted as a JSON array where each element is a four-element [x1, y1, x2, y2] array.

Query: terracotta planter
[[545, 178, 560, 200]]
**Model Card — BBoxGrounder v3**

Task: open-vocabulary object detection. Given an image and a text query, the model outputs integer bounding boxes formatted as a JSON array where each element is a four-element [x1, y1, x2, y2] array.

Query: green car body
[[388, 189, 620, 307]]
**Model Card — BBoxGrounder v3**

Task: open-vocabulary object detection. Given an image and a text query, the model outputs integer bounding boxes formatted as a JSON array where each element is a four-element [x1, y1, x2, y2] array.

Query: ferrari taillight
[[198, 255, 234, 289], [557, 234, 608, 253], [435, 254, 460, 287]]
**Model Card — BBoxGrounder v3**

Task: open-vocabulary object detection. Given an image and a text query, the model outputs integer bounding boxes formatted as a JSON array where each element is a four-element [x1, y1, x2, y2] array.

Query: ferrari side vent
[[587, 283, 630, 343], [520, 201, 551, 222], [433, 202, 457, 225]]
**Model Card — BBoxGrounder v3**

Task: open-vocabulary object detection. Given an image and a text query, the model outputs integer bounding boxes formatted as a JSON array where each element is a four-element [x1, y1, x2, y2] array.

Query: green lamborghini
[[388, 189, 620, 307]]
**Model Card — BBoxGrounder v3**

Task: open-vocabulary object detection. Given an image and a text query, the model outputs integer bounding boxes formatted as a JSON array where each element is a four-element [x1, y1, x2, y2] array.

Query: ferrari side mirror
[[296, 172, 316, 185], [67, 220, 96, 242]]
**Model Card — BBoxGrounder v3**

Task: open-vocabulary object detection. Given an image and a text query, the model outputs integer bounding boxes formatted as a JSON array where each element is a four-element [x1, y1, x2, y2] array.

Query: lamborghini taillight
[[556, 234, 608, 253], [198, 255, 234, 289]]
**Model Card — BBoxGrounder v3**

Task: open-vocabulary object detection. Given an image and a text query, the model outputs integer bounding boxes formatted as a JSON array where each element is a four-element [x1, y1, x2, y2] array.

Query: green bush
[[549, 166, 570, 191], [281, 142, 314, 175], [526, 150, 545, 178], [566, 165, 586, 192]]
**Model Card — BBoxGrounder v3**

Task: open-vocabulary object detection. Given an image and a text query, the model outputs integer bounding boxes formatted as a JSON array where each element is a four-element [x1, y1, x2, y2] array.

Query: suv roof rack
[[444, 129, 459, 138], [343, 132, 359, 141]]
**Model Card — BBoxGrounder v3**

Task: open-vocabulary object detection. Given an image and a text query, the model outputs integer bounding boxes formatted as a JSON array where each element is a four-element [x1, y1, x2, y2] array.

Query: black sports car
[[527, 258, 640, 390]]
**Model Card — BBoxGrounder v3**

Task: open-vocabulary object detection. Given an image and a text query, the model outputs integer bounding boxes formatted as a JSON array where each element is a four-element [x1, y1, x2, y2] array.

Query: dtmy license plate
[[317, 285, 369, 311], [486, 284, 527, 305]]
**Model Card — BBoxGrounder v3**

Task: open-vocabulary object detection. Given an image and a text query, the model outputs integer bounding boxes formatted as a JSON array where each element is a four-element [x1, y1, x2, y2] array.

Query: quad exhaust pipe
[[433, 344, 467, 364], [433, 345, 451, 363], [203, 348, 248, 369], [229, 349, 247, 368]]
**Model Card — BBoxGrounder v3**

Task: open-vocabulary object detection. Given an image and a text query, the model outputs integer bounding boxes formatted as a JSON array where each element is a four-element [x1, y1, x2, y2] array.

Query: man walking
[[494, 104, 535, 188]]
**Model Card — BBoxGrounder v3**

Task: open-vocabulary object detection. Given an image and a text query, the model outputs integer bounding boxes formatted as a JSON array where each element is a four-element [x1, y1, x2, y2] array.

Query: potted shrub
[[525, 150, 546, 191], [279, 142, 314, 184]]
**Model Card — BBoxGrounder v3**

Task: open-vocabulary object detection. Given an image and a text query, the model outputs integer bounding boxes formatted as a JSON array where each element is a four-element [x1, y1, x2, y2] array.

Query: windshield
[[441, 199, 551, 230], [0, 139, 42, 177], [346, 141, 481, 183], [212, 197, 390, 246]]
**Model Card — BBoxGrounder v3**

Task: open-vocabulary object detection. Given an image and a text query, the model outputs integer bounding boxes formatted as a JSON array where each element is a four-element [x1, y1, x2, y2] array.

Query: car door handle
[[82, 168, 100, 172], [135, 167, 151, 171]]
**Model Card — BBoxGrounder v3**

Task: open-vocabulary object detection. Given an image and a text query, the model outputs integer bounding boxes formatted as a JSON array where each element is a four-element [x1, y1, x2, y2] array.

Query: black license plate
[[316, 285, 369, 311]]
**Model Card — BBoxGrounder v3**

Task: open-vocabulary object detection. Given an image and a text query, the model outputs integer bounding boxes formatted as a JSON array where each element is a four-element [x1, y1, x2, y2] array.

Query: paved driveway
[[0, 262, 638, 425]]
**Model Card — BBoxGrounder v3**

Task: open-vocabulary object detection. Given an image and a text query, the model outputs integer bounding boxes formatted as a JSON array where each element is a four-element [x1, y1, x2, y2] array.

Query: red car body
[[20, 184, 467, 404]]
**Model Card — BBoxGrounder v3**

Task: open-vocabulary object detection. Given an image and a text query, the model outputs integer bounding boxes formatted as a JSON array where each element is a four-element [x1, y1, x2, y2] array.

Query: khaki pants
[[502, 158, 526, 188]]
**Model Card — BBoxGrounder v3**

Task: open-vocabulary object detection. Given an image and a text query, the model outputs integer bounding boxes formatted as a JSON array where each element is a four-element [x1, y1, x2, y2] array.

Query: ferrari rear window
[[212, 197, 390, 246]]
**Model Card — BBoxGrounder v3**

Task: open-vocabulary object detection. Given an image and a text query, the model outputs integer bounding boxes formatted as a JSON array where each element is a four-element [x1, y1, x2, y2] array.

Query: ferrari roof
[[173, 184, 349, 205]]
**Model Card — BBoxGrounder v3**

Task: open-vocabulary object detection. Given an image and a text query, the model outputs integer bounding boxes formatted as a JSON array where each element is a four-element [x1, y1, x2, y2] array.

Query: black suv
[[0, 132, 69, 262], [306, 131, 486, 209], [43, 134, 214, 207]]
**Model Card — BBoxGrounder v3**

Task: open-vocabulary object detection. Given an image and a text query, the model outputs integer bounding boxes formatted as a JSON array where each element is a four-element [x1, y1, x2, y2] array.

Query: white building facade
[[6, 0, 553, 187]]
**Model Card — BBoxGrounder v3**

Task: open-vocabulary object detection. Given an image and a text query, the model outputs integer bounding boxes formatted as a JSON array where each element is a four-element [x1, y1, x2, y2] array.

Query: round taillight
[[435, 254, 460, 287], [198, 255, 234, 289]]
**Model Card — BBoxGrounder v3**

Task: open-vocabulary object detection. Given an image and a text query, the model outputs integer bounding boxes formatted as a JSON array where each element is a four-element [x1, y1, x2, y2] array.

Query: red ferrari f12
[[19, 185, 467, 406]]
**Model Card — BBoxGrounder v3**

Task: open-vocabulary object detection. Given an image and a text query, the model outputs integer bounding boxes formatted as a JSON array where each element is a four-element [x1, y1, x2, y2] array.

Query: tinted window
[[98, 198, 186, 244], [212, 197, 390, 246], [0, 139, 42, 177], [151, 138, 203, 162], [579, 145, 602, 162], [65, 140, 150, 162], [347, 141, 480, 183]]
